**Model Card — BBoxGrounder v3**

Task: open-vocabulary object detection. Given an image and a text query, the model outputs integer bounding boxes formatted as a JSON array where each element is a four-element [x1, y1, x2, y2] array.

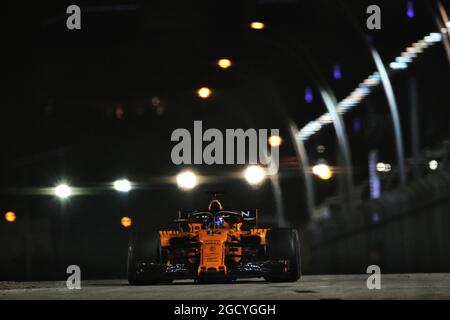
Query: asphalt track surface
[[1, 274, 449, 300]]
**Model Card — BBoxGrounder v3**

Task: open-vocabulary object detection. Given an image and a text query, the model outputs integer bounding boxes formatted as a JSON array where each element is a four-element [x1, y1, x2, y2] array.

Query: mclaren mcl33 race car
[[127, 197, 301, 284]]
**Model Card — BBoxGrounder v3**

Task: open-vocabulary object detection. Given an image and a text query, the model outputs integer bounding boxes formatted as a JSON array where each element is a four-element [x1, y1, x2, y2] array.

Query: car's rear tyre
[[127, 230, 168, 285], [264, 228, 301, 282]]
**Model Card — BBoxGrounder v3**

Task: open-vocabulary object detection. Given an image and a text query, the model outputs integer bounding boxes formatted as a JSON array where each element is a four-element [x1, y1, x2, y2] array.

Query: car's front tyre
[[263, 227, 301, 282], [127, 230, 167, 285]]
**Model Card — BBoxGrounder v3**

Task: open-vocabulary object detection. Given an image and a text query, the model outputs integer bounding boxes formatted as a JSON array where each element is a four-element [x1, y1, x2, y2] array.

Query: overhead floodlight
[[176, 170, 198, 190], [244, 165, 266, 186], [114, 179, 132, 192], [55, 184, 72, 199]]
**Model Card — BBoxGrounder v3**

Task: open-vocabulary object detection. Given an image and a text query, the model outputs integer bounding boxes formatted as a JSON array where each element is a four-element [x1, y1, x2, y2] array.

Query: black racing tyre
[[264, 228, 301, 282], [127, 230, 166, 285]]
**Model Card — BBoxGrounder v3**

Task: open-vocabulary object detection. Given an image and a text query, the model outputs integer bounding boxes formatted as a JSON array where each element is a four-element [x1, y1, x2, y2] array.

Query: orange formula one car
[[127, 197, 301, 284]]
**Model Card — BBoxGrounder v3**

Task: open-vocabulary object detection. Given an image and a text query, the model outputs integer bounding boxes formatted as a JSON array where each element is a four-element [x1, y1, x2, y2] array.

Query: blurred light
[[304, 87, 313, 104], [217, 58, 232, 69], [121, 216, 132, 228], [297, 120, 323, 140], [244, 165, 266, 186], [407, 47, 423, 54], [424, 33, 442, 43], [318, 113, 333, 125], [5, 211, 16, 223], [197, 87, 212, 99], [250, 21, 265, 30], [396, 56, 412, 64], [446, 21, 450, 28], [316, 145, 325, 153], [376, 162, 385, 172], [333, 64, 342, 80], [406, 0, 414, 18], [176, 170, 198, 190], [415, 40, 427, 47], [429, 160, 438, 170], [390, 62, 408, 70], [372, 212, 380, 223], [363, 78, 379, 86], [54, 184, 72, 199], [151, 97, 161, 107], [268, 135, 282, 147], [369, 152, 381, 199], [312, 163, 333, 180], [351, 118, 360, 132], [356, 84, 371, 95], [115, 105, 124, 119], [402, 50, 417, 58], [114, 179, 131, 192], [376, 162, 391, 172], [296, 28, 440, 143]]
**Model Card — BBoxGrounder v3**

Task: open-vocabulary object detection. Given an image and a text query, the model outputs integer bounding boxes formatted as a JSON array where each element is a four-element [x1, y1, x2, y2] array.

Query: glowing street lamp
[[250, 21, 265, 30], [176, 170, 198, 190], [217, 58, 232, 69], [54, 184, 72, 199], [268, 135, 283, 147], [244, 165, 266, 186], [197, 87, 212, 99], [114, 179, 132, 192], [121, 216, 132, 228], [5, 211, 16, 223]]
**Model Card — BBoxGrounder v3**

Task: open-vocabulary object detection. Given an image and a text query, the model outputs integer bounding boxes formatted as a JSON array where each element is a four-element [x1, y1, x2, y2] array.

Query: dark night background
[[1, 0, 450, 280]]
